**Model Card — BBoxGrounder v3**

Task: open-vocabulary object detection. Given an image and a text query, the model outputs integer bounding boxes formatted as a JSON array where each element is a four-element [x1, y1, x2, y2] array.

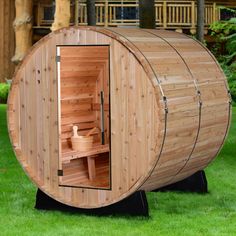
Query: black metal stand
[[153, 170, 208, 193], [35, 171, 207, 216], [35, 189, 149, 217]]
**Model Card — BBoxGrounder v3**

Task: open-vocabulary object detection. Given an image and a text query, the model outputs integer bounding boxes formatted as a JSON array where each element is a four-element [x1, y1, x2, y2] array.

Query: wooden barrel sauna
[[7, 27, 232, 208]]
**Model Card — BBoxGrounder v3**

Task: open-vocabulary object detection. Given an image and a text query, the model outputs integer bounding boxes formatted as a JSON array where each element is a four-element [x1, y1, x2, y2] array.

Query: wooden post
[[75, 0, 79, 26], [11, 0, 33, 65], [51, 0, 71, 31], [163, 1, 167, 29], [213, 2, 216, 22], [197, 0, 205, 42], [190, 1, 196, 34], [139, 0, 155, 29], [104, 0, 108, 27], [87, 0, 96, 26]]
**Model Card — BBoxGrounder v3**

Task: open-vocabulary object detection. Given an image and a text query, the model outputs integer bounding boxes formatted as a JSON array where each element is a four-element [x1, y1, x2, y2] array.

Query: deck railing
[[34, 1, 228, 31]]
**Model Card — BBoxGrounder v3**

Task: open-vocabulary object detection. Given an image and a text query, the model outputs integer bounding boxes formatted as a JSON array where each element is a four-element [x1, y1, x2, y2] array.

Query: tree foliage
[[209, 9, 236, 103], [0, 83, 10, 104]]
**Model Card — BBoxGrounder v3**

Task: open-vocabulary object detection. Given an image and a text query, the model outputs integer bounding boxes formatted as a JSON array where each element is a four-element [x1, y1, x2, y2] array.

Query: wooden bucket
[[71, 136, 93, 152]]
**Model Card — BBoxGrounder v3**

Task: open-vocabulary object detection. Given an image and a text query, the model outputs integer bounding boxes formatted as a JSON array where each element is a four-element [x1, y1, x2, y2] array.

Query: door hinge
[[56, 55, 61, 62]]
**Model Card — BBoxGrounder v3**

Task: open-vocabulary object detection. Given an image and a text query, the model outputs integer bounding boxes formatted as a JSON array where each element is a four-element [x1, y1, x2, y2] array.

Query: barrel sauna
[[7, 27, 231, 208]]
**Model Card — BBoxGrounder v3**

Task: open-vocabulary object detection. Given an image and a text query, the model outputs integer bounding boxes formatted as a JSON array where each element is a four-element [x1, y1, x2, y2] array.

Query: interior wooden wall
[[0, 0, 15, 83]]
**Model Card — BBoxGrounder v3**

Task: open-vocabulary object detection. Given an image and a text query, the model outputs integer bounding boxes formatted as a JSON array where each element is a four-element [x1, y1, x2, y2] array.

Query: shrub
[[0, 83, 10, 104], [209, 10, 236, 103]]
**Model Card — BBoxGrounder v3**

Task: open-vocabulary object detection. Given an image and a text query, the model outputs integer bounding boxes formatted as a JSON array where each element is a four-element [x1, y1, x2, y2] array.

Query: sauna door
[[56, 45, 111, 189]]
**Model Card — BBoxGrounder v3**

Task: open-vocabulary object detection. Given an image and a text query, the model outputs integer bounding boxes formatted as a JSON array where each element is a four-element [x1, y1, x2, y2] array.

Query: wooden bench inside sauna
[[8, 27, 231, 209], [59, 45, 110, 189]]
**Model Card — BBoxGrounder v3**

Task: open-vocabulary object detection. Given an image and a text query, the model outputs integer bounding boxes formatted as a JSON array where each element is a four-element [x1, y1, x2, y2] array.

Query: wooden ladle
[[86, 127, 97, 137]]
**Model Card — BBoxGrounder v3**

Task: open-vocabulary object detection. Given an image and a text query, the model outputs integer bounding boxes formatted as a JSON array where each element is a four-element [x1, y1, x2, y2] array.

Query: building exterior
[[0, 0, 236, 82], [34, 0, 236, 30]]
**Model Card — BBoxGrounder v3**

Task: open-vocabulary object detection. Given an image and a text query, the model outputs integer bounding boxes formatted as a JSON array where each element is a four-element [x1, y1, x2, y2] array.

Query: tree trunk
[[87, 0, 96, 26], [197, 0, 205, 43], [11, 0, 33, 64], [51, 0, 71, 31], [139, 0, 155, 29]]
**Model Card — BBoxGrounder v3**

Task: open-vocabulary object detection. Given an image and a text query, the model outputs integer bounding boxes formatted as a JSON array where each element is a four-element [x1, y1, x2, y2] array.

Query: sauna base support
[[153, 170, 208, 193], [35, 189, 149, 216]]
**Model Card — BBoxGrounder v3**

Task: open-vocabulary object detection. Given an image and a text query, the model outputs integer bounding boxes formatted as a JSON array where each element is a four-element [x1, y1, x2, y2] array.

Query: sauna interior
[[58, 45, 111, 189]]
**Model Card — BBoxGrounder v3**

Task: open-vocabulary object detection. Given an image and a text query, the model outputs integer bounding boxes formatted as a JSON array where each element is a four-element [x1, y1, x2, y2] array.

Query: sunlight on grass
[[0, 104, 236, 235]]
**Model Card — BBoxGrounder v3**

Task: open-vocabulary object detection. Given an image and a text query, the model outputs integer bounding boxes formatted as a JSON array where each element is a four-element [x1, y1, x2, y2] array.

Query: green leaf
[[0, 83, 10, 104], [229, 18, 236, 24]]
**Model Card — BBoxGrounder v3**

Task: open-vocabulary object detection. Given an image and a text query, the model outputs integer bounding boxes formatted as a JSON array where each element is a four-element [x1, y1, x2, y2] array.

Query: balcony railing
[[33, 0, 231, 31]]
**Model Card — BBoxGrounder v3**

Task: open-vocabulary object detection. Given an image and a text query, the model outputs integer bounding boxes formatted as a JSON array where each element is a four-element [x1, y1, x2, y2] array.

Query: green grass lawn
[[0, 104, 236, 236]]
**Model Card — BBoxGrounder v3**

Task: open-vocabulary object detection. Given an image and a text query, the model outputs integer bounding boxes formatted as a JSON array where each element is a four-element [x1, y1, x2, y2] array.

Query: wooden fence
[[34, 0, 224, 30]]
